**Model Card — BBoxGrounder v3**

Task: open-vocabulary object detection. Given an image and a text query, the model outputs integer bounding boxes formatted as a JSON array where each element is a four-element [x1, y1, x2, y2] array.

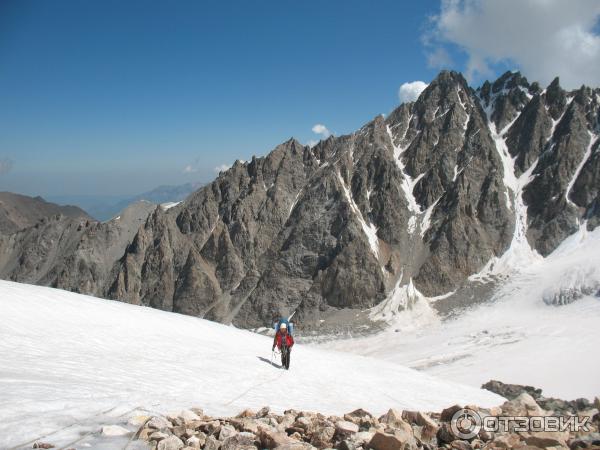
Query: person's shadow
[[257, 356, 281, 368]]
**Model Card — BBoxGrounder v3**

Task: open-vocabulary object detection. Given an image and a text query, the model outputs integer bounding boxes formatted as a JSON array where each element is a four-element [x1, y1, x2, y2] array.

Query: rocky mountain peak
[[1, 70, 599, 331]]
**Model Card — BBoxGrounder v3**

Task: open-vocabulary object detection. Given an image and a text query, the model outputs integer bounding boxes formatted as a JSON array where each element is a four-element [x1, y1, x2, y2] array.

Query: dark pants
[[281, 345, 291, 369]]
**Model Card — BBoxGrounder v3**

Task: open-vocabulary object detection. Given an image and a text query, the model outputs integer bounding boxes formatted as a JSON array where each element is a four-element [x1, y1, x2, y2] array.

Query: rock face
[[0, 201, 156, 296], [1, 71, 599, 329]]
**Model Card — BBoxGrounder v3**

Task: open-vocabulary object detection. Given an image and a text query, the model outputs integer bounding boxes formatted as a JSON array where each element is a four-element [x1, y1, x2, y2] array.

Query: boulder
[[352, 430, 374, 445], [275, 443, 317, 450], [369, 431, 416, 450], [310, 426, 335, 448], [183, 429, 196, 439], [218, 424, 237, 441], [167, 413, 184, 427], [257, 406, 271, 418], [240, 418, 260, 434], [157, 435, 184, 450], [172, 425, 186, 438], [380, 409, 410, 429], [401, 410, 419, 425], [150, 431, 170, 441], [418, 423, 439, 443], [289, 431, 303, 441], [101, 425, 131, 437], [221, 431, 257, 450], [523, 430, 569, 448], [437, 423, 458, 444], [258, 428, 294, 448], [179, 410, 202, 423], [441, 405, 463, 422], [203, 435, 221, 450], [344, 408, 373, 424], [237, 409, 256, 418], [338, 440, 357, 450], [148, 416, 173, 430], [200, 420, 222, 435], [185, 435, 202, 449], [294, 416, 313, 430], [138, 427, 154, 440], [335, 420, 359, 435], [278, 414, 296, 430], [501, 393, 545, 417]]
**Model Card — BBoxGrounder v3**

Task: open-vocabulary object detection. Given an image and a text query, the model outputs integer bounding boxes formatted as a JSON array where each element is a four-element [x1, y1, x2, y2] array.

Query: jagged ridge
[[1, 70, 598, 329]]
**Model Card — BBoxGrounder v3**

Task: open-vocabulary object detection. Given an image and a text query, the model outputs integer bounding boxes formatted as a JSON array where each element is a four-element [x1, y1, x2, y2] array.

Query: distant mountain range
[[47, 182, 203, 221], [1, 71, 598, 332], [0, 192, 92, 234]]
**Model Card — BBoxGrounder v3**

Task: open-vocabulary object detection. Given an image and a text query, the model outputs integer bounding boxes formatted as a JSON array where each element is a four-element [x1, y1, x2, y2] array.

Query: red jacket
[[273, 331, 294, 349]]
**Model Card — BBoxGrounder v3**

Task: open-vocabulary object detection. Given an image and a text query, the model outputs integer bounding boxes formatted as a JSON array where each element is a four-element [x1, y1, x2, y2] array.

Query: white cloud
[[0, 158, 13, 175], [398, 81, 429, 103], [311, 124, 331, 138], [428, 0, 600, 88], [214, 164, 231, 174], [306, 139, 319, 148], [182, 165, 197, 174]]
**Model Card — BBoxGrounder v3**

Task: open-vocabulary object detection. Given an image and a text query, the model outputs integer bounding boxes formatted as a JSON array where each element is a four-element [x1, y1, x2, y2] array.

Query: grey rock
[[203, 435, 221, 450], [218, 424, 237, 441], [157, 435, 184, 450], [220, 432, 257, 450], [481, 380, 543, 400], [147, 416, 173, 430], [0, 192, 92, 235]]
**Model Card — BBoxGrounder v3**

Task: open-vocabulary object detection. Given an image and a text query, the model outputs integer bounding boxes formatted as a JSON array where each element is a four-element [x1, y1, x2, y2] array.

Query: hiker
[[272, 321, 294, 369]]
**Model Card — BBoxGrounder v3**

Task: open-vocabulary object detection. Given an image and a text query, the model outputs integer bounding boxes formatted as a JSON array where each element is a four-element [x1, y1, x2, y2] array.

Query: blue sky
[[1, 0, 599, 197]]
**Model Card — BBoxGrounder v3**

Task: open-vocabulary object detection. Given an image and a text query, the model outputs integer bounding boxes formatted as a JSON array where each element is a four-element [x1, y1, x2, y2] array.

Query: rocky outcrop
[[0, 192, 92, 235], [482, 380, 599, 416], [1, 70, 599, 329], [69, 386, 597, 450], [0, 201, 156, 295]]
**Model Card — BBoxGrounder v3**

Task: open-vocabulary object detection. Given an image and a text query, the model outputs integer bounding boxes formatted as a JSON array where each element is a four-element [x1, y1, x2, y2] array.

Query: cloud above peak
[[398, 81, 428, 103], [426, 0, 600, 89], [311, 124, 331, 138], [307, 123, 332, 147]]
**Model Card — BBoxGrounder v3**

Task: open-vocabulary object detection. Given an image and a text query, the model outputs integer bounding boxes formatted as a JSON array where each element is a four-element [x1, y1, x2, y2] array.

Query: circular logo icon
[[451, 408, 482, 440]]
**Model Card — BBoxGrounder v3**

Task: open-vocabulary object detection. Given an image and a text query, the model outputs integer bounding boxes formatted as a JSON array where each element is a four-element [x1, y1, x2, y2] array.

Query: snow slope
[[324, 226, 600, 401], [0, 281, 503, 449]]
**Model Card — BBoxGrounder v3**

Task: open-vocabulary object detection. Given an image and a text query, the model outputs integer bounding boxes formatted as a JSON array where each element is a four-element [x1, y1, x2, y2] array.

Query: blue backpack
[[274, 318, 294, 335]]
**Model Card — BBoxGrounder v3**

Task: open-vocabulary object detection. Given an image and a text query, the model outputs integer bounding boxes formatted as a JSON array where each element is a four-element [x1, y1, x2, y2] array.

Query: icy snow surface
[[325, 226, 600, 401], [0, 281, 502, 449]]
